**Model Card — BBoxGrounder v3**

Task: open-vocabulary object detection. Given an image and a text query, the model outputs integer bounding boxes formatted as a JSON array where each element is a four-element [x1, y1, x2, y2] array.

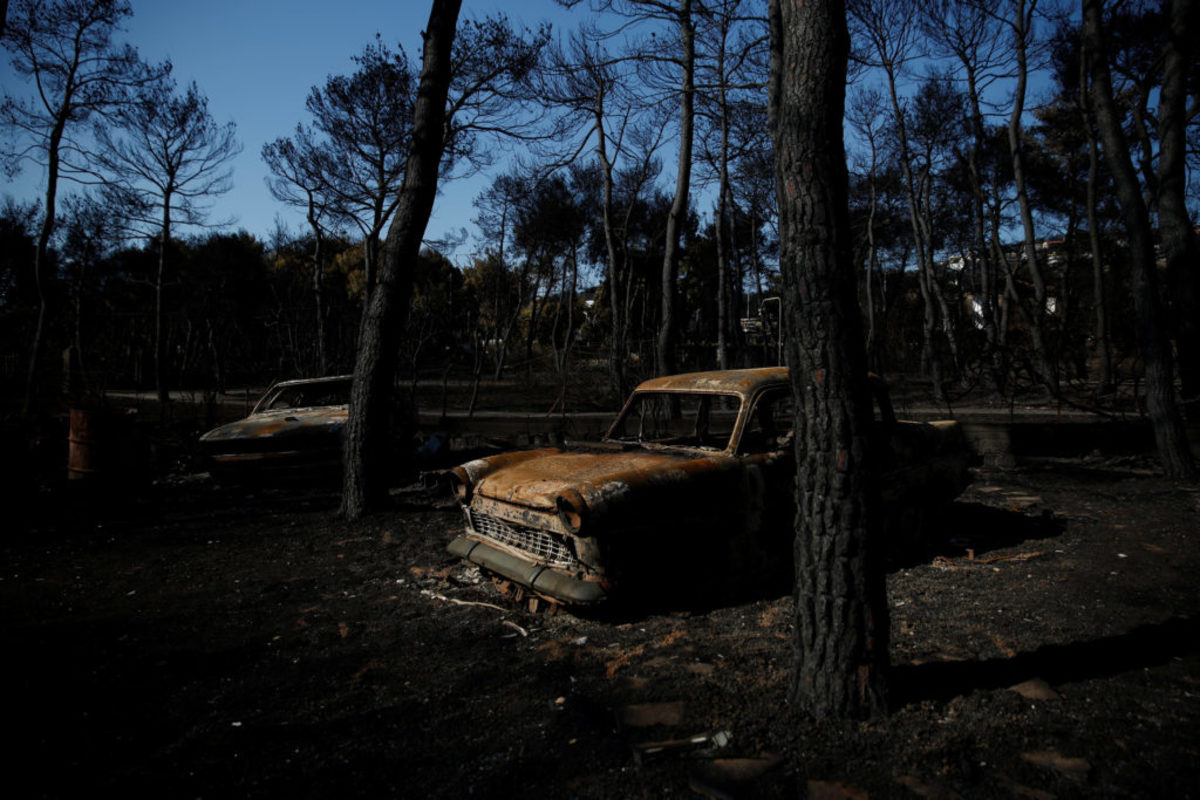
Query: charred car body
[[199, 376, 352, 483], [447, 368, 973, 606]]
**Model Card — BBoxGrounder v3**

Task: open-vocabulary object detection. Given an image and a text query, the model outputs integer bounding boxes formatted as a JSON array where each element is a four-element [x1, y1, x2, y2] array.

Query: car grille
[[467, 509, 578, 570]]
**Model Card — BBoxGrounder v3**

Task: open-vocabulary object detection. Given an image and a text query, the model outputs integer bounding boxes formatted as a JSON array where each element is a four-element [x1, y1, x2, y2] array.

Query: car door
[[732, 387, 796, 582]]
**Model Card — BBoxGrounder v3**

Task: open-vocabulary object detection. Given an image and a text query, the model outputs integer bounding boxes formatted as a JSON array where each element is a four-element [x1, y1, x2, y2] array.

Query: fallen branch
[[501, 619, 529, 637], [975, 551, 1046, 564], [419, 588, 510, 614]]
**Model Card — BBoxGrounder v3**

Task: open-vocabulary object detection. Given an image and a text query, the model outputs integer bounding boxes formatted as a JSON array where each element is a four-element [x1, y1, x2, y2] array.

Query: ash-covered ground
[[4, 454, 1199, 798]]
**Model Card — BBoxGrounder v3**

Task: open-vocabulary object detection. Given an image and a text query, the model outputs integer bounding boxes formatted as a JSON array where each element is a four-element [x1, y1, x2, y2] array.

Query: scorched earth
[[4, 455, 1199, 798]]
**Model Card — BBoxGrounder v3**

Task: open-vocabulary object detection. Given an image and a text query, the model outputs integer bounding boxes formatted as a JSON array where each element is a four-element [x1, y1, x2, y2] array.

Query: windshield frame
[[602, 389, 747, 454], [252, 377, 353, 414]]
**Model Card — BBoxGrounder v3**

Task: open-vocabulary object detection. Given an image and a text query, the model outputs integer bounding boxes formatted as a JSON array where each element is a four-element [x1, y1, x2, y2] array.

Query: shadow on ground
[[893, 615, 1200, 705], [918, 500, 1065, 562]]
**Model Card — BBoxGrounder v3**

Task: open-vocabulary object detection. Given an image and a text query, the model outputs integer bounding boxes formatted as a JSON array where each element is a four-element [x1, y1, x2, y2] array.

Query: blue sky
[[2, 0, 582, 261], [2, 1, 1071, 263]]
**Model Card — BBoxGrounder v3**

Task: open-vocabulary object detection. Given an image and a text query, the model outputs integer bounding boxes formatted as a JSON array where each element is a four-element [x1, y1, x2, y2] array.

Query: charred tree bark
[[656, 0, 695, 378], [341, 0, 462, 519], [1078, 37, 1113, 392], [963, 63, 1004, 396], [309, 203, 329, 376], [1157, 0, 1200, 420], [861, 4, 945, 401], [155, 199, 172, 409], [863, 168, 879, 370], [717, 165, 732, 371], [713, 12, 733, 372], [24, 114, 64, 416], [1006, 0, 1058, 397], [596, 107, 630, 397], [769, 0, 889, 718], [1083, 0, 1195, 479]]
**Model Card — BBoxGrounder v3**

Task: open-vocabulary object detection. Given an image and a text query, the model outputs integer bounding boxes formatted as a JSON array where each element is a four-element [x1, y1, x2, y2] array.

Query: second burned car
[[199, 375, 353, 483], [447, 368, 973, 607]]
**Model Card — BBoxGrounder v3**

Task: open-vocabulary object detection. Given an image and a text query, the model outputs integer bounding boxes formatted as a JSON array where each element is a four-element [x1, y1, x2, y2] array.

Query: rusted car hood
[[471, 446, 705, 510], [199, 406, 348, 443]]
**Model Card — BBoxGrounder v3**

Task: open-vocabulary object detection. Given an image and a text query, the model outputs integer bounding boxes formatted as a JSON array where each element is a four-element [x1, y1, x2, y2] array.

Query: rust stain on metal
[[633, 366, 788, 398], [446, 367, 973, 607], [199, 375, 352, 478]]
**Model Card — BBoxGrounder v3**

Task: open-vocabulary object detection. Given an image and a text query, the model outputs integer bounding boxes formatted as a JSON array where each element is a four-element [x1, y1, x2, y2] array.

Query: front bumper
[[447, 535, 607, 605]]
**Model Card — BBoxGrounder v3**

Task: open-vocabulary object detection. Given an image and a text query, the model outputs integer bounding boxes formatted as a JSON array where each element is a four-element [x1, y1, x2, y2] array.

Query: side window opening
[[739, 389, 794, 454]]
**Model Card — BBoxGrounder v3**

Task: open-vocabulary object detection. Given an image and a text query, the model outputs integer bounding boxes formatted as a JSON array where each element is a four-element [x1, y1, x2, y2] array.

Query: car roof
[[633, 367, 789, 399]]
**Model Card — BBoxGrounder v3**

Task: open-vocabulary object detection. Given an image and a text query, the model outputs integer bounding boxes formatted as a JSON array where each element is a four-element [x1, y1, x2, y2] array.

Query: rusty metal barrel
[[67, 408, 99, 480]]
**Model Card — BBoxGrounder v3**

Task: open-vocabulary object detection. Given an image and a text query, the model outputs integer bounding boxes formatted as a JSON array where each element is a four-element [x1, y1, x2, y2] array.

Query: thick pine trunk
[[769, 0, 889, 719], [1083, 0, 1195, 479], [341, 0, 462, 519], [1157, 0, 1200, 420]]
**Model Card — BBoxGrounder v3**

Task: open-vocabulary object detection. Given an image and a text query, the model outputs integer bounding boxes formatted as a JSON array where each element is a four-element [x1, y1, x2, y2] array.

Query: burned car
[[199, 375, 352, 483], [447, 368, 973, 607]]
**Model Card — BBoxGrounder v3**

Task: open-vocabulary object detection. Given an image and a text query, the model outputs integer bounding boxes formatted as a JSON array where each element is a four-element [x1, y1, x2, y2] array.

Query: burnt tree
[[1082, 0, 1195, 479], [1157, 0, 1199, 420], [340, 0, 461, 519], [1, 0, 163, 414], [95, 78, 240, 410], [769, 0, 889, 717], [655, 0, 696, 379]]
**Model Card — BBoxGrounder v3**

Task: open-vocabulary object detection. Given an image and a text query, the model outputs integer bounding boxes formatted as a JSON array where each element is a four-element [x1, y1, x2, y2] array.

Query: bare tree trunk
[[553, 244, 580, 414], [987, 184, 1014, 361], [1078, 37, 1113, 392], [524, 269, 547, 378], [341, 0, 462, 519], [551, 270, 566, 373], [769, 0, 889, 719], [492, 262, 533, 381], [362, 234, 378, 301], [1006, 0, 1058, 396], [727, 190, 747, 366], [881, 63, 944, 401], [1083, 0, 1194, 479], [206, 316, 223, 393], [914, 165, 962, 384], [716, 176, 731, 371], [656, 0, 695, 378], [23, 115, 67, 417], [467, 325, 484, 416], [864, 230, 878, 370], [861, 126, 880, 371], [714, 23, 733, 372], [310, 211, 328, 376], [594, 102, 629, 398], [155, 201, 173, 410], [625, 254, 640, 372], [1156, 0, 1200, 420], [917, 254, 943, 395], [963, 63, 1004, 396], [72, 258, 86, 384]]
